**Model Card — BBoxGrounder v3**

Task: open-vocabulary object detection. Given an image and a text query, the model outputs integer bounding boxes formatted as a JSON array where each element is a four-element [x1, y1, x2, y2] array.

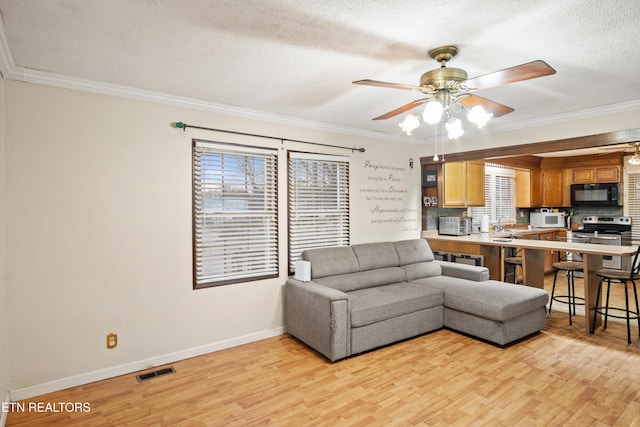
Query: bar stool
[[503, 234, 539, 284], [590, 247, 640, 344], [548, 236, 589, 324]]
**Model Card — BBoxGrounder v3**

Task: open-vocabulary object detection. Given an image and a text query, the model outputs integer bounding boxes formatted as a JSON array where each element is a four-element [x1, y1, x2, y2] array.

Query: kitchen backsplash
[[424, 206, 625, 230], [569, 206, 624, 227]]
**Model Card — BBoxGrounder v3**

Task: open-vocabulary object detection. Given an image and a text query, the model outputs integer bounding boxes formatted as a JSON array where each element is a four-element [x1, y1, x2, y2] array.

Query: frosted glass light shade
[[423, 101, 443, 125], [445, 117, 464, 139], [467, 105, 492, 128], [399, 114, 420, 135]]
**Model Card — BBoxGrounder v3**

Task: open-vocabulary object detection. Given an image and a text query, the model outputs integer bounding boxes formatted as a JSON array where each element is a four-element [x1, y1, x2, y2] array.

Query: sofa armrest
[[285, 278, 350, 361], [435, 261, 489, 282]]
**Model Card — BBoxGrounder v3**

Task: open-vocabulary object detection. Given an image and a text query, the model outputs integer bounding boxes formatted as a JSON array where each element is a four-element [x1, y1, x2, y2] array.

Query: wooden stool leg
[[625, 282, 631, 345], [633, 281, 640, 337], [567, 271, 573, 325], [570, 272, 577, 315], [549, 269, 560, 316], [604, 279, 612, 329]]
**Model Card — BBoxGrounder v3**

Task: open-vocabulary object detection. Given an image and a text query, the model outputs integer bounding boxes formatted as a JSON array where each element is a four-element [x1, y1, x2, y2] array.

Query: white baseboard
[[1, 392, 9, 427], [9, 327, 284, 402]]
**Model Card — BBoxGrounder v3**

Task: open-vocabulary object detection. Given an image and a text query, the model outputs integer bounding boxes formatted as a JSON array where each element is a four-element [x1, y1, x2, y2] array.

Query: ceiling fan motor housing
[[420, 67, 468, 90]]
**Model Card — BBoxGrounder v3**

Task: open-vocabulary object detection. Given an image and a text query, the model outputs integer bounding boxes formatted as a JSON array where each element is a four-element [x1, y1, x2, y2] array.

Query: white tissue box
[[294, 260, 311, 282]]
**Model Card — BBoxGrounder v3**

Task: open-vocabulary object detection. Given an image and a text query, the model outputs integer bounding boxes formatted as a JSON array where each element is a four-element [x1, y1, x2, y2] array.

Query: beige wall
[[0, 77, 9, 410], [7, 76, 638, 400], [3, 80, 422, 397]]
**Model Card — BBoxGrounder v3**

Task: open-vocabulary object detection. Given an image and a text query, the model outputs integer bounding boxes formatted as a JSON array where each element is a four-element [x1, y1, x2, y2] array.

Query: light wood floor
[[7, 275, 640, 426]]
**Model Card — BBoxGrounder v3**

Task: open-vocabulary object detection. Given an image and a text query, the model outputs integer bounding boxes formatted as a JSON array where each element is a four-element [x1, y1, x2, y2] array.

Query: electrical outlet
[[106, 333, 118, 349]]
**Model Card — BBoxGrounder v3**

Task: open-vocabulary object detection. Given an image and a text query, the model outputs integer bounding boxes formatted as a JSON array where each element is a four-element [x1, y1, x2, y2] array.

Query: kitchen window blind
[[469, 164, 516, 226], [193, 140, 278, 288], [626, 172, 640, 242], [288, 153, 350, 273]]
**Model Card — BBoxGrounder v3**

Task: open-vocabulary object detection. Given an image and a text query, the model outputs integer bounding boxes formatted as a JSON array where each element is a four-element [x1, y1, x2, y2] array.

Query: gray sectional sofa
[[285, 239, 549, 361]]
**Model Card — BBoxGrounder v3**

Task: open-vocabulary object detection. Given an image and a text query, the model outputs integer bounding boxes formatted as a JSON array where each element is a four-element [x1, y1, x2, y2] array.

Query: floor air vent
[[136, 367, 175, 382]]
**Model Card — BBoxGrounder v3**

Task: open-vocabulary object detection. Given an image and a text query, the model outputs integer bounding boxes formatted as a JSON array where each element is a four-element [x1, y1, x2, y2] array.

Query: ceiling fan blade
[[353, 79, 424, 92], [372, 99, 428, 120], [464, 60, 556, 90], [458, 95, 514, 117]]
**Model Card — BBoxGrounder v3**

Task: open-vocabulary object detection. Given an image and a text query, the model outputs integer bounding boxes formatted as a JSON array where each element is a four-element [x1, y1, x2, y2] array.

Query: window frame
[[624, 162, 640, 242], [287, 152, 350, 274], [192, 139, 278, 289]]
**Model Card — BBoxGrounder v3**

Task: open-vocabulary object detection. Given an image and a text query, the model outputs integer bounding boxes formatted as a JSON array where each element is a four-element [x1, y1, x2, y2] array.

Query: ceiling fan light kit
[[629, 142, 640, 165], [445, 117, 464, 139], [423, 99, 444, 125], [354, 45, 556, 144]]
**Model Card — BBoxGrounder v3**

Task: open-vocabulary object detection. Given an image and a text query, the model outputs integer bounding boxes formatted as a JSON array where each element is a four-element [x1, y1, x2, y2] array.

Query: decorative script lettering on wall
[[359, 160, 418, 232]]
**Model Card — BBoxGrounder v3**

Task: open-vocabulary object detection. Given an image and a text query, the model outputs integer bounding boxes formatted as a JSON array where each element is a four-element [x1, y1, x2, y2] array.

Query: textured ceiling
[[1, 0, 640, 146]]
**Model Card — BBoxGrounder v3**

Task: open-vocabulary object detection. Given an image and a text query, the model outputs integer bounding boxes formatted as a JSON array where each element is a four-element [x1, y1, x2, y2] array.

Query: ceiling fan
[[353, 45, 556, 136]]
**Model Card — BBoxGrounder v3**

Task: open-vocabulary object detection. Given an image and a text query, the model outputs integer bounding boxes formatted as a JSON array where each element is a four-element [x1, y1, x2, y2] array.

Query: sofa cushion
[[303, 246, 359, 279], [414, 276, 548, 321], [348, 282, 444, 327], [352, 242, 400, 270], [393, 239, 435, 265], [314, 267, 406, 293], [401, 261, 442, 281]]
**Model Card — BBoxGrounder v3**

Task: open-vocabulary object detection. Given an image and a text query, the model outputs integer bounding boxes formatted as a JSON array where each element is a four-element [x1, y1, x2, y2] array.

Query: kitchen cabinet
[[542, 230, 567, 273], [427, 228, 567, 278], [515, 169, 542, 208], [572, 166, 621, 183], [539, 231, 555, 273], [542, 169, 564, 207], [439, 160, 485, 207]]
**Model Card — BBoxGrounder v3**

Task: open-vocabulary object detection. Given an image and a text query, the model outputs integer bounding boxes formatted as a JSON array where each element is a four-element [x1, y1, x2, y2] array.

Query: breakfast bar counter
[[421, 230, 638, 333]]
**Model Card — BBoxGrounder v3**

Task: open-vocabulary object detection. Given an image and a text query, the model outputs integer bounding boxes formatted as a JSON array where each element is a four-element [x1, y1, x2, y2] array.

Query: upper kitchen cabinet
[[572, 165, 621, 183], [563, 153, 623, 184], [539, 157, 578, 207], [440, 160, 485, 207], [542, 169, 565, 207], [515, 169, 542, 208]]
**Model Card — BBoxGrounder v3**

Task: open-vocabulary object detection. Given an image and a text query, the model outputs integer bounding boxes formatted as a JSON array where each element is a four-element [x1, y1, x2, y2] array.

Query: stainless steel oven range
[[573, 216, 632, 270]]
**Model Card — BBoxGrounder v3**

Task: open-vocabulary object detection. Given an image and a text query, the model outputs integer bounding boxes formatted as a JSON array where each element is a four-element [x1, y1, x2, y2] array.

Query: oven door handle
[[573, 233, 592, 239]]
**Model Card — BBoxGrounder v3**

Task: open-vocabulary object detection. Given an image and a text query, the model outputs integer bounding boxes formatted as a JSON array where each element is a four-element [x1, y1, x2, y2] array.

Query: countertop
[[421, 229, 637, 257]]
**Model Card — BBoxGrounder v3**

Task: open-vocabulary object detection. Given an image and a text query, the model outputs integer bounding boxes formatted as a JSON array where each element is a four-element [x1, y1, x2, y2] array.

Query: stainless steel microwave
[[438, 216, 472, 236], [570, 183, 622, 207]]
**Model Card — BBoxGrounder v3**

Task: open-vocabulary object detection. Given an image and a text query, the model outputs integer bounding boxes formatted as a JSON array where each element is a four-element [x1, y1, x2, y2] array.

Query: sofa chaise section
[[413, 276, 549, 345]]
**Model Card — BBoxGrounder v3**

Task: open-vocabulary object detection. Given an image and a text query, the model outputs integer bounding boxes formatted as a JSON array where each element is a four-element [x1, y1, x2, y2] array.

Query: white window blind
[[470, 164, 516, 225], [495, 174, 516, 221], [288, 153, 350, 272], [626, 172, 640, 242], [470, 174, 493, 225], [193, 141, 278, 287]]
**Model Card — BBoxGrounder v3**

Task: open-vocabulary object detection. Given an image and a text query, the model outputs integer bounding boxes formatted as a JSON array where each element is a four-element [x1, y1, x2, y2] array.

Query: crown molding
[[5, 63, 414, 144], [0, 13, 15, 78], [416, 98, 640, 146], [0, 19, 408, 144], [1, 16, 639, 148]]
